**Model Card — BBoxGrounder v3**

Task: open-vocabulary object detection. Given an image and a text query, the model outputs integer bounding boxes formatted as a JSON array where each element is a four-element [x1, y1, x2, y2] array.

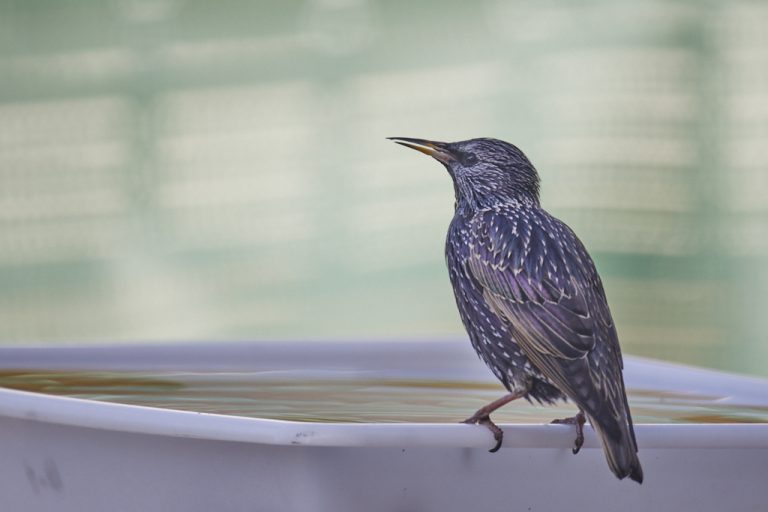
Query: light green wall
[[0, 0, 767, 376]]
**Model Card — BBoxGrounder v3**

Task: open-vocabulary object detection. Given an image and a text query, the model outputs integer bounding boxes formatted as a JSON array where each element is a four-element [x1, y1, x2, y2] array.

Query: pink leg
[[551, 410, 586, 454], [462, 390, 528, 453]]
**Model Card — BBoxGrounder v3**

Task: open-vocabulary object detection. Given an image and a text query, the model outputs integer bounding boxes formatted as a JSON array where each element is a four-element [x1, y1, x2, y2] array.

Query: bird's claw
[[461, 391, 528, 453], [572, 429, 584, 454], [463, 414, 504, 453], [551, 411, 586, 454]]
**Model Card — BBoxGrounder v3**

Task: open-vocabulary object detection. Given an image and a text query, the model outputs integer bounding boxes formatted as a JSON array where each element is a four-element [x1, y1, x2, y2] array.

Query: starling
[[389, 137, 643, 484]]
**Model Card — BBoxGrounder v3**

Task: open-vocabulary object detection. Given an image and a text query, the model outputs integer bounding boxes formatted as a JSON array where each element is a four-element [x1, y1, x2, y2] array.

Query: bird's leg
[[551, 410, 586, 454], [462, 390, 527, 453]]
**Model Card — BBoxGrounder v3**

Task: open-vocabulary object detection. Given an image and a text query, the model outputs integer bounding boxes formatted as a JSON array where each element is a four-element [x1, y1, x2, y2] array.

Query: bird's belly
[[448, 264, 536, 387], [446, 253, 562, 402]]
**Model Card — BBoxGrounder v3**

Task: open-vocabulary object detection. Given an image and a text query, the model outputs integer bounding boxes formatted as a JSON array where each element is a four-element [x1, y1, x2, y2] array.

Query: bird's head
[[389, 137, 540, 209]]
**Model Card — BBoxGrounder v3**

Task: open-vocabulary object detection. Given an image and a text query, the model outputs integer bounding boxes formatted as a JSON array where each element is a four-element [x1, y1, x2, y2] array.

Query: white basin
[[0, 340, 766, 512]]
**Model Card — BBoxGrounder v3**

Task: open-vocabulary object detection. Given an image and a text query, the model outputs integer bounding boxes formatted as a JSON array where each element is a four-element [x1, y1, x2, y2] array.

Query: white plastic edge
[[1, 386, 767, 450]]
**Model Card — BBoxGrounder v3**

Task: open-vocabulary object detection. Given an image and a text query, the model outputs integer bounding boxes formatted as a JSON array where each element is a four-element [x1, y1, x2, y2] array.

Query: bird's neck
[[451, 169, 541, 212], [454, 181, 540, 213]]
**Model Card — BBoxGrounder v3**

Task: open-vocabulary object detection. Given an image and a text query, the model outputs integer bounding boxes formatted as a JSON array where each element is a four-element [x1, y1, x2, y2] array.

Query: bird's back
[[445, 205, 566, 404], [447, 203, 642, 482]]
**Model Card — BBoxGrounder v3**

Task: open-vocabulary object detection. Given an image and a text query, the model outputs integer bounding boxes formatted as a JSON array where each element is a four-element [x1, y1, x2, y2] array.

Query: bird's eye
[[461, 153, 478, 166]]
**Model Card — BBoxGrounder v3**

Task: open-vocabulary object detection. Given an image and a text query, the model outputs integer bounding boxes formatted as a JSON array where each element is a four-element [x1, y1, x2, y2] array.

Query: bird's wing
[[465, 208, 628, 441]]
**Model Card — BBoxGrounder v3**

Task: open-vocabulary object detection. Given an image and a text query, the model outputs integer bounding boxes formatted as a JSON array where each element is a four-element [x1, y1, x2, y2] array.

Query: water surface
[[2, 369, 766, 424]]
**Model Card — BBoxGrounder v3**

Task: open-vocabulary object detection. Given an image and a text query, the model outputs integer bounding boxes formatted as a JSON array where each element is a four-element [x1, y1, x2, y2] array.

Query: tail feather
[[591, 419, 643, 484]]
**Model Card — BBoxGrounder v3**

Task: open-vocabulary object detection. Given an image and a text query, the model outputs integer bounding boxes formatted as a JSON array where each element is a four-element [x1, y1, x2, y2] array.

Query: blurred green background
[[1, 0, 767, 376]]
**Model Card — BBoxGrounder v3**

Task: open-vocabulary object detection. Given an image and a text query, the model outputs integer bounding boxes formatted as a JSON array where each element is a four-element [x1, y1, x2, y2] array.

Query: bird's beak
[[388, 137, 456, 164]]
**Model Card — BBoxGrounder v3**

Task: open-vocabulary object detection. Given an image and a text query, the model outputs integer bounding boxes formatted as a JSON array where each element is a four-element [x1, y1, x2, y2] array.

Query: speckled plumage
[[446, 203, 573, 405], [391, 137, 643, 484]]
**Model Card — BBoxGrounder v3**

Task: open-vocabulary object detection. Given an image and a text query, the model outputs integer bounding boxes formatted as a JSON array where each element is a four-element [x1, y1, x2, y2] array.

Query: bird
[[389, 136, 643, 484]]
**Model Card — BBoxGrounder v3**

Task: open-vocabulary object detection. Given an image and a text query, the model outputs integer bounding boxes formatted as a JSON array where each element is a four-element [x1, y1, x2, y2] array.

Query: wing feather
[[466, 209, 630, 442]]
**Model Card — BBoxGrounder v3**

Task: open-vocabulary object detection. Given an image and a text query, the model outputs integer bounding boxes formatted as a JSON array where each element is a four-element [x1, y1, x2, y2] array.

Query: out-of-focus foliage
[[0, 0, 766, 375]]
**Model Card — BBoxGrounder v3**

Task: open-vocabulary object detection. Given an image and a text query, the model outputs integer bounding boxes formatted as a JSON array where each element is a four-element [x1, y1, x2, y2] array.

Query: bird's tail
[[590, 410, 643, 484]]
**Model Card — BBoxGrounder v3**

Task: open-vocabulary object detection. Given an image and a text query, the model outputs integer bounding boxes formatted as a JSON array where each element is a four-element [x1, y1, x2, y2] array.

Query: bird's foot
[[461, 391, 528, 453], [551, 410, 586, 454], [462, 413, 504, 453]]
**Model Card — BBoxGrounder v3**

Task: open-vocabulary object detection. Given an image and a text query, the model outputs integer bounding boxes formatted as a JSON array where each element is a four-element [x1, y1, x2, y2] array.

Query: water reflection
[[2, 369, 766, 424]]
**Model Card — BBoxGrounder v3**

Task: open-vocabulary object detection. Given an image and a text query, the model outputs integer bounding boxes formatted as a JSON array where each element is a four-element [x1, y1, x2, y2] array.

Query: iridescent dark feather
[[460, 206, 641, 481], [391, 136, 643, 483]]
